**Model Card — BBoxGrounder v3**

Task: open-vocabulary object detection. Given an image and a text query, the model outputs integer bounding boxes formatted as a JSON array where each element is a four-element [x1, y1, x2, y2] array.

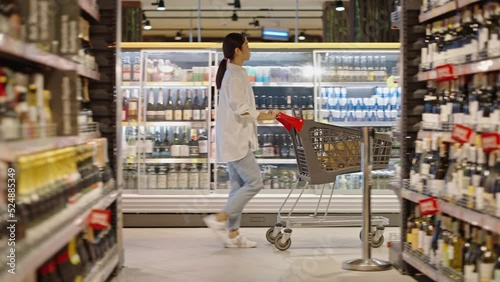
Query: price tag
[[418, 197, 439, 216], [435, 64, 455, 81], [89, 209, 111, 230], [481, 133, 500, 153], [451, 124, 473, 144]]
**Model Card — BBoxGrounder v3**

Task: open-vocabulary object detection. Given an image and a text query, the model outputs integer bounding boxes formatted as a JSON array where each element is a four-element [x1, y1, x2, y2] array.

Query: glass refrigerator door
[[121, 50, 214, 194], [213, 50, 316, 193], [313, 49, 401, 192]]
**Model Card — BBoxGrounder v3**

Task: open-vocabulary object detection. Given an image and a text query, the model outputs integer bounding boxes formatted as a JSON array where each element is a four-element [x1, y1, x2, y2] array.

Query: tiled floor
[[112, 227, 418, 282]]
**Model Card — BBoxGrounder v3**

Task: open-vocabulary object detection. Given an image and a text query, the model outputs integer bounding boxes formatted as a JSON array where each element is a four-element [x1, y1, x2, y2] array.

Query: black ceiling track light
[[231, 11, 238, 21], [228, 0, 241, 9], [335, 0, 345, 12], [152, 0, 166, 11], [249, 17, 259, 27]]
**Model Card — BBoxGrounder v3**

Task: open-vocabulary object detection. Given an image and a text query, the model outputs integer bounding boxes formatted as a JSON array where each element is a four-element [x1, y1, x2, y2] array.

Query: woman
[[204, 33, 279, 248]]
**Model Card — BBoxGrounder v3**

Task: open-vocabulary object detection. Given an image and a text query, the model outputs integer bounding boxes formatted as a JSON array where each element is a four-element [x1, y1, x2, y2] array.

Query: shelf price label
[[481, 133, 500, 153], [89, 209, 111, 230], [451, 124, 473, 144], [435, 64, 455, 82], [418, 197, 439, 216]]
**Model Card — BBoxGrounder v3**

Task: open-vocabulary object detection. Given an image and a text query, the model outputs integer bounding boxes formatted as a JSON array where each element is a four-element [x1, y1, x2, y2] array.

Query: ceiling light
[[228, 0, 241, 9], [154, 0, 166, 11], [231, 11, 238, 21], [144, 20, 152, 30], [335, 0, 345, 11], [298, 32, 306, 41], [175, 32, 182, 41]]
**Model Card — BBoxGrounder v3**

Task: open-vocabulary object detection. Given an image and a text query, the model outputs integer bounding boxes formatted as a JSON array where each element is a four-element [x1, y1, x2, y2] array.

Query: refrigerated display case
[[120, 43, 401, 222]]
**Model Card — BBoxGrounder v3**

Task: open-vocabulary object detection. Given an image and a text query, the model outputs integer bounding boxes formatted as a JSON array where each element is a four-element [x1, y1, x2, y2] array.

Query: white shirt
[[216, 63, 260, 163]]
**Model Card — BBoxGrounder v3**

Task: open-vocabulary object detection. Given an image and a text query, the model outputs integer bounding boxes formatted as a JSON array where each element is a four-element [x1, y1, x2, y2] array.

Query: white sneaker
[[225, 234, 257, 248], [203, 214, 226, 231]]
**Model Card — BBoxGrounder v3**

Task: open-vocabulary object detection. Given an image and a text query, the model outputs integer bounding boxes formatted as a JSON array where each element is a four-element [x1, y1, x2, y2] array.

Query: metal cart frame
[[266, 111, 393, 251]]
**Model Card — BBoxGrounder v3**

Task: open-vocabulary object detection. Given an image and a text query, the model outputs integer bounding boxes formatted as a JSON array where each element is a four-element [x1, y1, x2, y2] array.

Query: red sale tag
[[435, 64, 455, 82], [89, 209, 111, 230], [451, 124, 474, 144], [419, 198, 439, 216], [481, 133, 500, 153]]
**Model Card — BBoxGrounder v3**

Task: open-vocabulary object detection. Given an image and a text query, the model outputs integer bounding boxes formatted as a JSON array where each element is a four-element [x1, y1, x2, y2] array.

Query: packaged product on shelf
[[157, 166, 167, 189], [199, 164, 210, 189], [178, 164, 188, 189], [155, 88, 165, 121], [122, 54, 132, 81], [147, 166, 157, 189], [167, 164, 178, 189], [189, 164, 200, 189]]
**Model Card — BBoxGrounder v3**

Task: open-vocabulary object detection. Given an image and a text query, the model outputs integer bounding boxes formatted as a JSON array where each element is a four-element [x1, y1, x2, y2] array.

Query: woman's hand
[[267, 109, 281, 119]]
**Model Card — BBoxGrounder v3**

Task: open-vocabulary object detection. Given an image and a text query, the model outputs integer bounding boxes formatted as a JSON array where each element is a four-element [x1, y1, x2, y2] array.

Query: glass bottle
[[189, 129, 200, 157], [183, 90, 193, 121], [165, 90, 174, 121], [170, 127, 181, 157], [199, 164, 210, 190], [200, 89, 208, 121], [155, 88, 165, 121], [198, 129, 208, 158], [174, 90, 183, 121], [147, 166, 157, 189], [188, 164, 200, 190], [167, 164, 178, 189], [178, 164, 189, 189], [128, 89, 139, 122], [479, 232, 496, 282], [192, 90, 201, 121], [180, 127, 190, 157], [146, 89, 156, 121], [157, 166, 167, 189]]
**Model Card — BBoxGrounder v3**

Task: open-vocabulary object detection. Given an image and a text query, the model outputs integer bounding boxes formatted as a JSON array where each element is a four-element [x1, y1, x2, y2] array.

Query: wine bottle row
[[122, 88, 209, 122], [406, 204, 500, 281], [422, 72, 500, 130], [36, 216, 117, 282], [254, 94, 314, 120], [0, 141, 110, 242], [123, 163, 210, 190], [420, 1, 500, 70], [243, 66, 313, 83], [124, 126, 209, 161]]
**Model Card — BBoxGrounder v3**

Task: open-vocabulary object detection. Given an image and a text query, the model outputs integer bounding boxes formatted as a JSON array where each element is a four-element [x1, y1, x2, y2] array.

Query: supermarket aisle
[[112, 227, 418, 282]]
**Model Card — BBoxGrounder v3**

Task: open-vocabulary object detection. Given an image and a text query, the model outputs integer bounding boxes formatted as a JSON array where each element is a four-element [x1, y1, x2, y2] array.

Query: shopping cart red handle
[[276, 112, 304, 133]]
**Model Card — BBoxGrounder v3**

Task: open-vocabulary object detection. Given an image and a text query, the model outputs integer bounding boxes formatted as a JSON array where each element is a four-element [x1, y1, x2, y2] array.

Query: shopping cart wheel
[[266, 227, 277, 244], [370, 235, 384, 248], [274, 233, 292, 251]]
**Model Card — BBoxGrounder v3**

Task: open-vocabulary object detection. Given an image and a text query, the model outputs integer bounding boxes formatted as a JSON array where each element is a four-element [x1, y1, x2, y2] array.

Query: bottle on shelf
[[164, 89, 174, 121], [171, 127, 181, 157], [155, 88, 165, 121], [128, 89, 139, 122], [192, 90, 201, 121], [167, 164, 178, 189], [199, 163, 210, 190], [189, 164, 200, 189], [146, 89, 156, 121], [198, 129, 208, 158], [183, 89, 193, 121], [201, 89, 208, 121], [479, 231, 496, 282], [147, 166, 157, 189], [122, 89, 129, 122], [189, 129, 200, 157], [157, 166, 167, 189], [178, 164, 189, 189], [174, 90, 183, 121], [180, 127, 190, 157]]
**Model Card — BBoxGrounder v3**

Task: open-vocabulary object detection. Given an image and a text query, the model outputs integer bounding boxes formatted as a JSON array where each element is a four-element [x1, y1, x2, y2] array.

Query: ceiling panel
[[137, 0, 336, 39]]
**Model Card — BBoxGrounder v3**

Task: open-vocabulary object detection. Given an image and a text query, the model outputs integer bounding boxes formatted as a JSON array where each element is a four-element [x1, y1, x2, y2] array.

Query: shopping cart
[[266, 111, 393, 251]]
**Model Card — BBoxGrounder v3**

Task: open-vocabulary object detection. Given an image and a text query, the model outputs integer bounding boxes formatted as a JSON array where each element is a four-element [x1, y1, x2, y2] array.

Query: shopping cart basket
[[266, 111, 393, 251]]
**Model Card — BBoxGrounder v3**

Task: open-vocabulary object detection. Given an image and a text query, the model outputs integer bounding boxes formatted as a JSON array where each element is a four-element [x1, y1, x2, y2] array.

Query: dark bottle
[[200, 89, 208, 121], [165, 90, 174, 121], [267, 95, 274, 110], [192, 90, 202, 121], [174, 90, 183, 121], [288, 136, 296, 159], [153, 131, 163, 158], [260, 94, 267, 110], [146, 89, 156, 121], [155, 88, 165, 121], [280, 134, 289, 158], [189, 129, 200, 157], [198, 129, 208, 158], [262, 134, 274, 158], [161, 131, 171, 158], [273, 134, 280, 158]]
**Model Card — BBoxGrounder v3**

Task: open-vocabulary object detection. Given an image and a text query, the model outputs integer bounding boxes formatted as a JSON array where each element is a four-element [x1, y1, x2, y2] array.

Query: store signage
[[451, 124, 473, 144], [435, 64, 455, 81], [89, 209, 111, 229], [481, 133, 500, 153], [418, 197, 439, 216]]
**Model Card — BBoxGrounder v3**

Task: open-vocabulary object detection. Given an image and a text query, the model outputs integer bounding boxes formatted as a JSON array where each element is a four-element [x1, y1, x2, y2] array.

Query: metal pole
[[197, 0, 201, 42], [295, 0, 299, 42], [362, 126, 371, 260], [343, 127, 392, 271]]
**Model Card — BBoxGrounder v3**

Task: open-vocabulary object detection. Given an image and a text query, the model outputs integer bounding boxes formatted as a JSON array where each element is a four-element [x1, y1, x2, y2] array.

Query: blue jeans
[[223, 148, 263, 230]]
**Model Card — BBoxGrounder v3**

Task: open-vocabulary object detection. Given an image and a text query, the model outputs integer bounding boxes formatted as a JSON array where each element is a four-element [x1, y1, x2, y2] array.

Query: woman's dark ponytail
[[216, 59, 227, 90], [215, 33, 246, 90]]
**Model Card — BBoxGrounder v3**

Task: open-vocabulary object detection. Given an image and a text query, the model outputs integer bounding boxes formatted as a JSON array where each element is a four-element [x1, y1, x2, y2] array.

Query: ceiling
[[137, 0, 340, 40]]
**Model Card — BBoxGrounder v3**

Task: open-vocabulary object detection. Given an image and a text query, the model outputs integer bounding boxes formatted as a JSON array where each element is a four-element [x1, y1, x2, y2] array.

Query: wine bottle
[[155, 88, 165, 121], [165, 90, 174, 121], [174, 90, 183, 121], [178, 163, 189, 189], [192, 90, 201, 121], [479, 232, 496, 282], [180, 127, 190, 157], [146, 89, 156, 121], [189, 129, 200, 157], [183, 90, 193, 121], [200, 89, 208, 121], [128, 90, 138, 122], [188, 164, 200, 190], [171, 127, 181, 157], [198, 129, 208, 158]]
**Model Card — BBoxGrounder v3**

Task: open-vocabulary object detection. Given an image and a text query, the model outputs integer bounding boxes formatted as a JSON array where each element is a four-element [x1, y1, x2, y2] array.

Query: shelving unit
[[125, 121, 209, 128], [0, 1, 122, 281], [0, 183, 119, 282], [417, 56, 500, 81], [418, 1, 457, 23], [144, 158, 207, 164], [329, 121, 397, 127], [251, 82, 314, 87], [256, 158, 297, 165]]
